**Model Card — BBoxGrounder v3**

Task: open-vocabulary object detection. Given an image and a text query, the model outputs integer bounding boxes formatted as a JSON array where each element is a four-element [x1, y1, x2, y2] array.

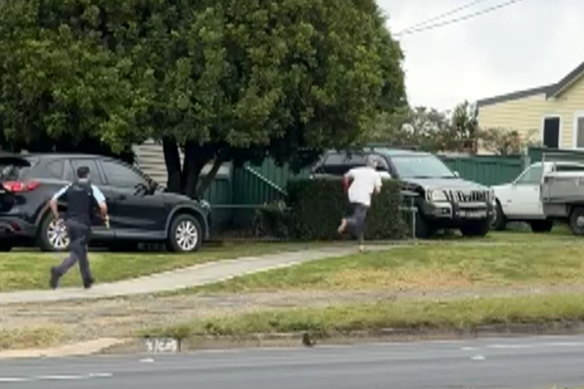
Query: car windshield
[[391, 155, 455, 179]]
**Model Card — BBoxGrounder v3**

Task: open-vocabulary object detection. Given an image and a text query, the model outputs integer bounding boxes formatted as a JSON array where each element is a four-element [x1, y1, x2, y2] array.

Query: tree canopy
[[0, 0, 406, 196]]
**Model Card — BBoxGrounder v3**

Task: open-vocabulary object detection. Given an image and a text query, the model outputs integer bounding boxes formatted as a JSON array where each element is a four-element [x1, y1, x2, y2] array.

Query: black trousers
[[54, 219, 92, 282], [345, 202, 369, 243]]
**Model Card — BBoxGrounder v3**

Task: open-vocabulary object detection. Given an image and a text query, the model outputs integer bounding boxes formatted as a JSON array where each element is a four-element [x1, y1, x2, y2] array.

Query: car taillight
[[3, 181, 41, 192]]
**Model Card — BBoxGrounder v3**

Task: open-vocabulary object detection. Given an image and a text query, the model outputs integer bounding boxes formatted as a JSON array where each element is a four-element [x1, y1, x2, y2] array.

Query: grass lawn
[[143, 294, 584, 338], [0, 327, 64, 351], [196, 230, 584, 294], [0, 242, 321, 292]]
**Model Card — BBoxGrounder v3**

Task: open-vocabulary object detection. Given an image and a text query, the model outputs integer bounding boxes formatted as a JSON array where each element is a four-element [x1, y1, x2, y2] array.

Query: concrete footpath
[[0, 245, 397, 305]]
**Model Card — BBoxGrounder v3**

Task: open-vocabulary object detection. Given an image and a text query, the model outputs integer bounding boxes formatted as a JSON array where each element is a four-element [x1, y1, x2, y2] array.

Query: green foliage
[[0, 0, 406, 195], [366, 106, 449, 151], [253, 201, 291, 239], [286, 178, 406, 240], [480, 128, 523, 155]]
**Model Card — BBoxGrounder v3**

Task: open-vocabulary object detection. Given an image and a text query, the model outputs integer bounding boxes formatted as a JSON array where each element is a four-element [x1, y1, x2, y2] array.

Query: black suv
[[311, 148, 496, 238], [0, 153, 210, 252]]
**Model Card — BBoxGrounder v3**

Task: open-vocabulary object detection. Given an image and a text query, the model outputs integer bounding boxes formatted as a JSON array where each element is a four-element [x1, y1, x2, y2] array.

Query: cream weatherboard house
[[477, 61, 584, 150]]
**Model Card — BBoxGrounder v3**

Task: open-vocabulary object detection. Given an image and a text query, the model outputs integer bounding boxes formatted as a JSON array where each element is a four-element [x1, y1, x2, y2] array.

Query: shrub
[[253, 201, 291, 239], [287, 178, 406, 241]]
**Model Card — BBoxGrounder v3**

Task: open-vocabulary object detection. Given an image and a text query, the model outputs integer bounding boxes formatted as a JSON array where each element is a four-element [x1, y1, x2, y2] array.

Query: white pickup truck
[[492, 161, 584, 232]]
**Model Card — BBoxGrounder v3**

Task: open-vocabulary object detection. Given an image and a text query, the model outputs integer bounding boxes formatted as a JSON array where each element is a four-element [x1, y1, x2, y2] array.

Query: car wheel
[[569, 207, 584, 236], [460, 220, 490, 238], [414, 209, 435, 239], [167, 214, 202, 253], [530, 220, 553, 233], [38, 214, 70, 252], [492, 201, 507, 231], [0, 242, 13, 252]]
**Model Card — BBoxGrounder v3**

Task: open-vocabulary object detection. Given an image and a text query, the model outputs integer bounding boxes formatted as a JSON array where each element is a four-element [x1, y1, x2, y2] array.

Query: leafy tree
[[0, 0, 405, 197], [479, 128, 536, 155], [367, 106, 450, 151], [447, 101, 479, 153]]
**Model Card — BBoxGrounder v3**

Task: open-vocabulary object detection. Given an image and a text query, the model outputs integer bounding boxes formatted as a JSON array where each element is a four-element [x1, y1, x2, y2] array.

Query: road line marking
[[487, 344, 534, 349], [88, 373, 113, 378], [471, 354, 486, 361], [37, 375, 85, 380], [0, 373, 113, 384], [0, 377, 29, 383]]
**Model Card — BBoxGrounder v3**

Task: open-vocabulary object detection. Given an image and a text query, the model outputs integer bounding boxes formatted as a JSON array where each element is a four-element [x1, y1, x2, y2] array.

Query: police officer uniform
[[50, 170, 107, 289]]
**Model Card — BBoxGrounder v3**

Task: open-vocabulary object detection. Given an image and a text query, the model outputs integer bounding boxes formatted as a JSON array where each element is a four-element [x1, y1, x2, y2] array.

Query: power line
[[397, 0, 495, 35], [395, 0, 527, 37]]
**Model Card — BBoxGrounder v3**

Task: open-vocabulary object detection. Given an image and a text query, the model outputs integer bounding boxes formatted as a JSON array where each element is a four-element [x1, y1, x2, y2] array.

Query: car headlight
[[427, 189, 448, 202]]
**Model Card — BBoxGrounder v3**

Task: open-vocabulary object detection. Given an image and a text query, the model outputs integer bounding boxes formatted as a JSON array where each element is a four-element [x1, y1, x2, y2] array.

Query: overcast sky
[[377, 0, 584, 111]]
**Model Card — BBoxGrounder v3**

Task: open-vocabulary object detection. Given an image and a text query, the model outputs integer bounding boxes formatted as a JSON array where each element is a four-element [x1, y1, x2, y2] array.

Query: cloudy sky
[[377, 0, 584, 110]]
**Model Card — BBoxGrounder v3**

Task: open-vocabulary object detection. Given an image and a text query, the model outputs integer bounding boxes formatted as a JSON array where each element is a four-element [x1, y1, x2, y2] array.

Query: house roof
[[477, 61, 584, 108]]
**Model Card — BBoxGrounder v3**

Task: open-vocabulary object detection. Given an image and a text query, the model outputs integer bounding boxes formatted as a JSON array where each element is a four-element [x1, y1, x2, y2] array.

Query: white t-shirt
[[345, 167, 383, 207]]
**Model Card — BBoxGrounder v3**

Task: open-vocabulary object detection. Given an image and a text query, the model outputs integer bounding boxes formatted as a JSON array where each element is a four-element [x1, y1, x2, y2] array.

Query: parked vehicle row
[[311, 148, 496, 238], [492, 160, 584, 235], [0, 153, 210, 252]]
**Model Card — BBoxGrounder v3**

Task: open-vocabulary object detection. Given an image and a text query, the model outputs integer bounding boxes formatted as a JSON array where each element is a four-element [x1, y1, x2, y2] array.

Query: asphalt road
[[2, 335, 584, 388]]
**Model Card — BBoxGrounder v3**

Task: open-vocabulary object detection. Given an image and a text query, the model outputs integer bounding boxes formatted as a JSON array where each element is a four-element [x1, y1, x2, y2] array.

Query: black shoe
[[83, 277, 95, 289], [49, 267, 60, 290]]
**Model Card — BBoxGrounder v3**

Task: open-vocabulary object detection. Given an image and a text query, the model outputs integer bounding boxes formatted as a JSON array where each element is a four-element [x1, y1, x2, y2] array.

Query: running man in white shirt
[[337, 156, 383, 252]]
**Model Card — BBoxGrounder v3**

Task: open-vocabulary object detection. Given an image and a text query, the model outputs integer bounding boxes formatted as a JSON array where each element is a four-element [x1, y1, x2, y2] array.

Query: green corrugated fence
[[440, 155, 525, 186], [204, 154, 528, 233]]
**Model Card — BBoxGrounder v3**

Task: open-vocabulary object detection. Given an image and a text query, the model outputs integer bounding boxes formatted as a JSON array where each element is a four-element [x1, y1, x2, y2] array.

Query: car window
[[325, 153, 366, 166], [390, 155, 455, 179], [516, 165, 543, 185], [70, 159, 103, 185], [101, 160, 146, 188], [555, 165, 584, 172], [0, 157, 35, 181], [368, 155, 390, 172], [29, 159, 64, 179]]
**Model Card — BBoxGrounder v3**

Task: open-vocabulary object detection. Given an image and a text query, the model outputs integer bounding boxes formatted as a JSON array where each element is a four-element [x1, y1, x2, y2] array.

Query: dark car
[[311, 148, 496, 238], [0, 153, 210, 252]]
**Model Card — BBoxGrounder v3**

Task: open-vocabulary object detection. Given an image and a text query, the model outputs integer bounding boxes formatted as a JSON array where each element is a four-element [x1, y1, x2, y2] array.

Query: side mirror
[[454, 171, 460, 178], [135, 183, 149, 196], [148, 180, 159, 194]]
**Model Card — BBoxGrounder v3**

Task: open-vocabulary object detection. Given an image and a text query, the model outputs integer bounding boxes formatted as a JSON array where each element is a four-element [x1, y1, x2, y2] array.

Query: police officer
[[49, 166, 109, 289]]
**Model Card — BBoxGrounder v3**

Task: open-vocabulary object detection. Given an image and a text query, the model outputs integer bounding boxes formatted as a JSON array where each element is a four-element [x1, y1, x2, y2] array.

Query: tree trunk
[[163, 136, 182, 193], [196, 156, 225, 198], [181, 141, 201, 198]]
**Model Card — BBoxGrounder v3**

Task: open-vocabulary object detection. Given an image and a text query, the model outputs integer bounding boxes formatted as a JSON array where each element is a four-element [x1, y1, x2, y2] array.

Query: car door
[[68, 158, 114, 240], [503, 164, 544, 218], [98, 158, 167, 239]]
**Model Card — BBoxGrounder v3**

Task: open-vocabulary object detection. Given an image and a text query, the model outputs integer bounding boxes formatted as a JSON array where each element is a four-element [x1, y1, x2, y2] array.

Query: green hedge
[[286, 178, 406, 241]]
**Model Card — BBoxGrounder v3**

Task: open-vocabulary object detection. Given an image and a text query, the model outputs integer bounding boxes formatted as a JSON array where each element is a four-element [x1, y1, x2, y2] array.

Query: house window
[[575, 115, 584, 149], [542, 117, 560, 149]]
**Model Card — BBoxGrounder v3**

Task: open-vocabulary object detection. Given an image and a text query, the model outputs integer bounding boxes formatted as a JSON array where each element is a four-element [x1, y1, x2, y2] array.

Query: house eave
[[477, 60, 584, 108]]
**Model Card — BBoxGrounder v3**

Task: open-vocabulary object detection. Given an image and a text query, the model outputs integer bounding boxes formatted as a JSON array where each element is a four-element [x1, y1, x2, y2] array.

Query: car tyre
[[167, 214, 202, 253], [414, 209, 435, 239], [492, 201, 507, 231], [38, 213, 70, 252], [569, 207, 584, 236], [0, 241, 13, 252], [530, 220, 553, 233], [460, 220, 490, 238]]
